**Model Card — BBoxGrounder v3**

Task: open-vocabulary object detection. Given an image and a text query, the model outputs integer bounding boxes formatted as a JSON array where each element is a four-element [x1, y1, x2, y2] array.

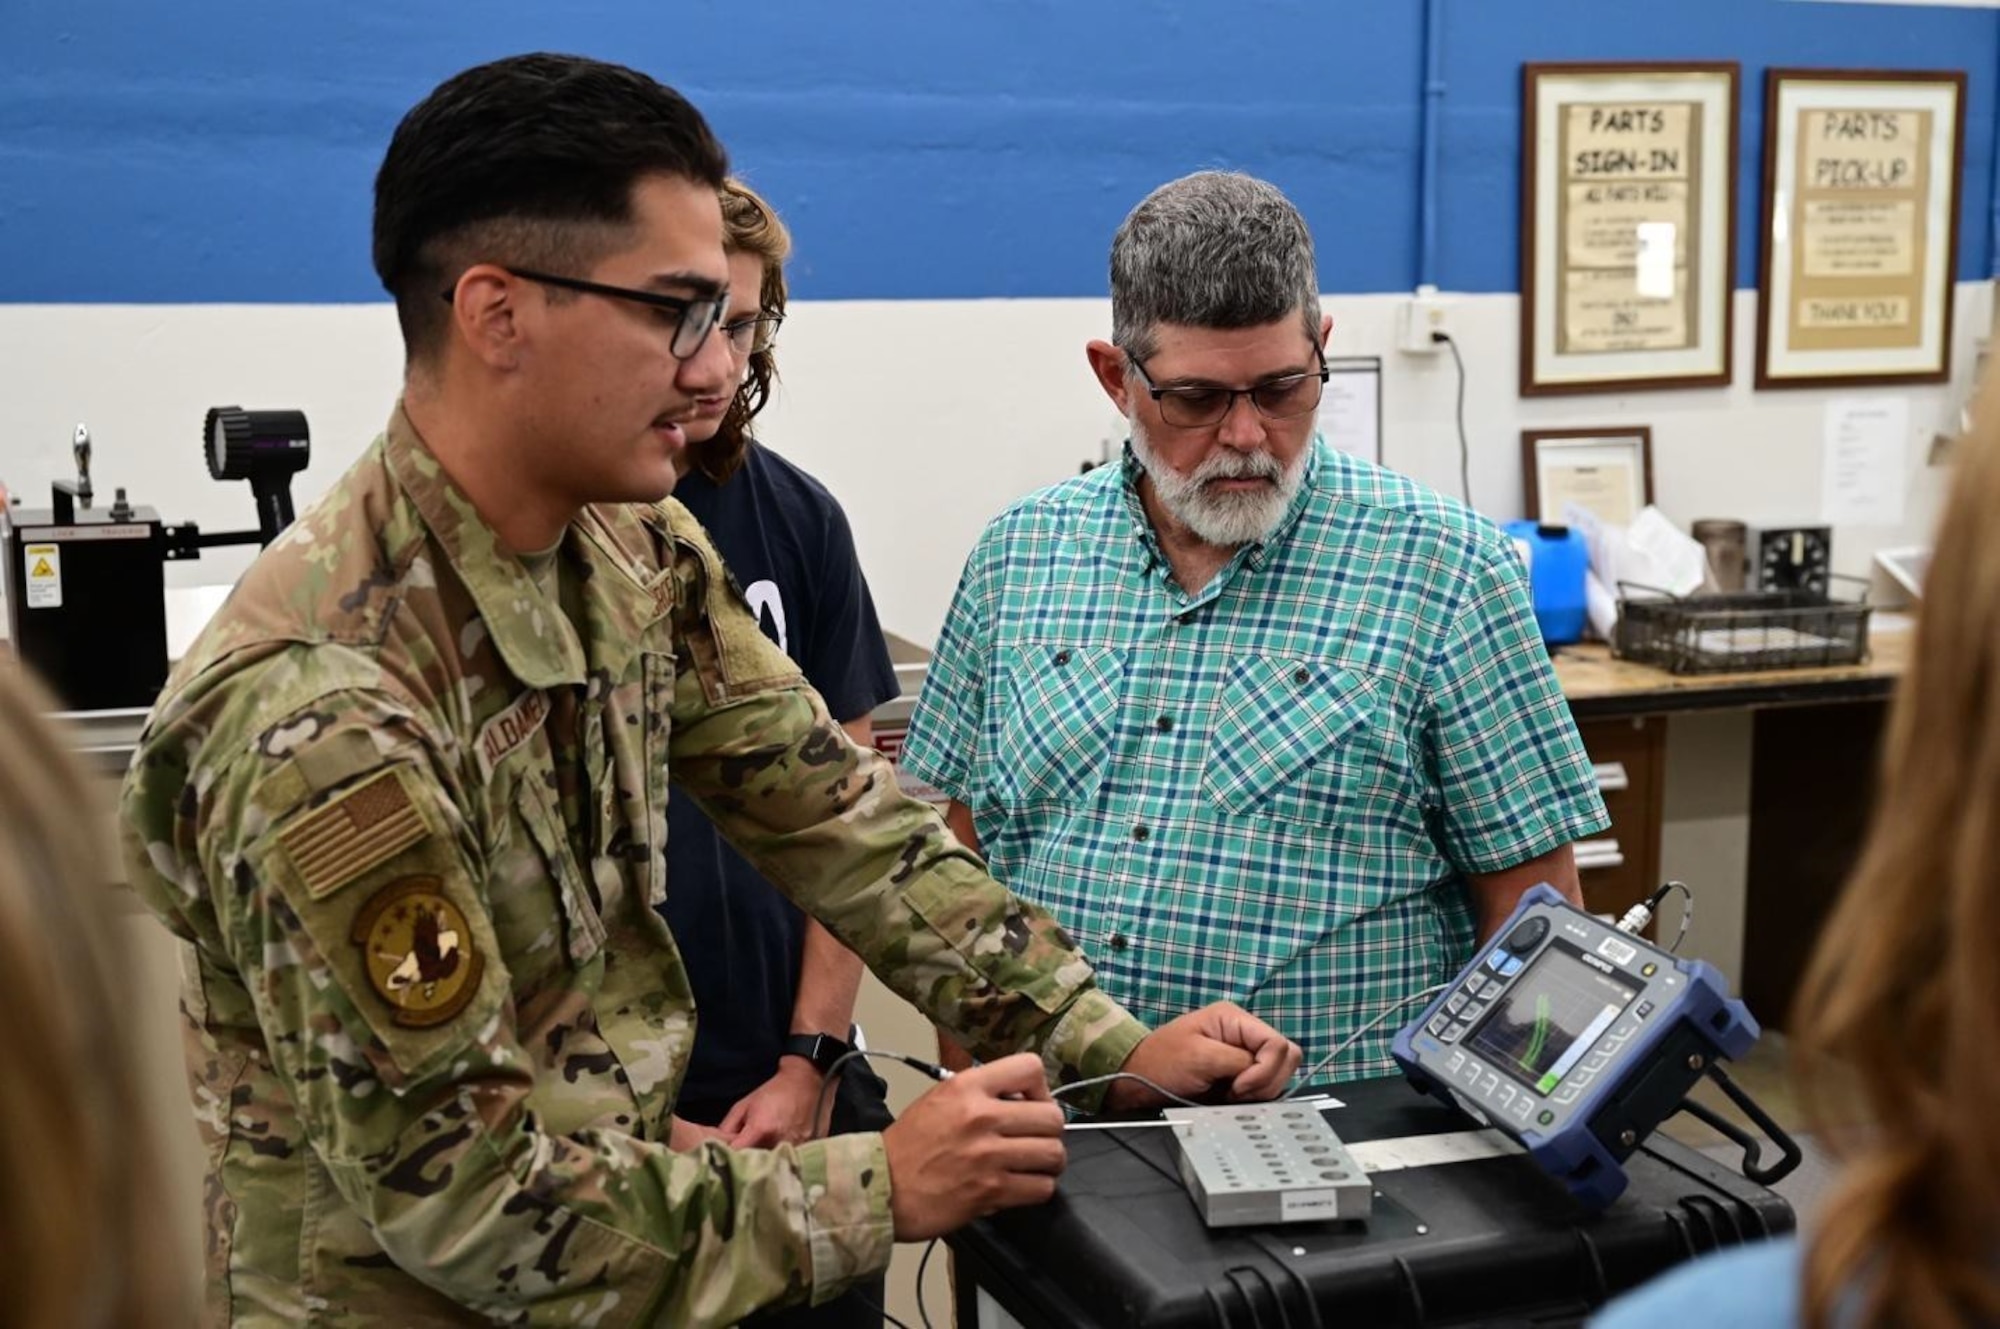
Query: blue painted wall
[[0, 1, 1992, 302]]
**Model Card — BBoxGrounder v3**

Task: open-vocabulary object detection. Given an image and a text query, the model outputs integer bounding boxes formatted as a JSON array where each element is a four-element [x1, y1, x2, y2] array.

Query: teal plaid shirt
[[899, 438, 1608, 1077]]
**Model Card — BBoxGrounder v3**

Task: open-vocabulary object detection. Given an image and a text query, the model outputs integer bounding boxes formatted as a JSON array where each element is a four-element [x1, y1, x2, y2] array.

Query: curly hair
[[689, 177, 792, 483]]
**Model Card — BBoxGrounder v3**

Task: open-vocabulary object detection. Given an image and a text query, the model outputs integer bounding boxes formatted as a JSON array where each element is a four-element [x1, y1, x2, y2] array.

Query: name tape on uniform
[[477, 689, 551, 778]]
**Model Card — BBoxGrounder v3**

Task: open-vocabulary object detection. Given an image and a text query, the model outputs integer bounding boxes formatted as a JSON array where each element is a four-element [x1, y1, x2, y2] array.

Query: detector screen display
[[1465, 940, 1638, 1095]]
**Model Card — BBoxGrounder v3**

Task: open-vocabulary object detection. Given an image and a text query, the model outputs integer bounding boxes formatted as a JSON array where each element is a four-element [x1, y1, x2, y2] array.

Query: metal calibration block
[[1165, 1102, 1372, 1228]]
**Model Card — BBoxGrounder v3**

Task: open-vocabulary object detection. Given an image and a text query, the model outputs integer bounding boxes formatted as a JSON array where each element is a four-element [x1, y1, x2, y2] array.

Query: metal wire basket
[[1612, 577, 1872, 675]]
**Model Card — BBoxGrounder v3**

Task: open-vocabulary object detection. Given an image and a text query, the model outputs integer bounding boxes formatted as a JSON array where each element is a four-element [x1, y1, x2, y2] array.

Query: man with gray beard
[[902, 171, 1608, 1080]]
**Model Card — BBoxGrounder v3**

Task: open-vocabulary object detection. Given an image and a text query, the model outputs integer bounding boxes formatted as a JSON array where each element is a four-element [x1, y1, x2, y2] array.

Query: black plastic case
[[950, 1076, 1794, 1328]]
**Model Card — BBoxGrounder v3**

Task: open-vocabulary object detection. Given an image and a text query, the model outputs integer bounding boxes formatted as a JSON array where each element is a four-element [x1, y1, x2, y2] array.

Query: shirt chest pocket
[[1202, 657, 1378, 828], [991, 645, 1126, 812], [508, 774, 610, 968]]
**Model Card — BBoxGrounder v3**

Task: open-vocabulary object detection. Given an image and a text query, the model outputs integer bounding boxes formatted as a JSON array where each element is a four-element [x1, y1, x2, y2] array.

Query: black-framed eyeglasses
[[722, 314, 784, 356], [440, 268, 729, 360], [1126, 349, 1330, 429]]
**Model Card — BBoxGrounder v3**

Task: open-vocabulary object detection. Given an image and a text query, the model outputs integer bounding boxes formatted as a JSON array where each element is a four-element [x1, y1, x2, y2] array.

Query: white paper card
[[1321, 361, 1381, 463], [1635, 222, 1677, 298], [1346, 1129, 1525, 1173], [1822, 397, 1909, 526]]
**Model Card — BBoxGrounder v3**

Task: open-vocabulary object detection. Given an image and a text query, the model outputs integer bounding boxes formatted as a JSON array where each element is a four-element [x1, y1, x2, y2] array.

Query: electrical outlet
[[1397, 285, 1453, 354]]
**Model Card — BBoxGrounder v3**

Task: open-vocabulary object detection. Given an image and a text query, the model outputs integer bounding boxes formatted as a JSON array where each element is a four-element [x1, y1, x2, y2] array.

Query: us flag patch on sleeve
[[279, 767, 432, 900]]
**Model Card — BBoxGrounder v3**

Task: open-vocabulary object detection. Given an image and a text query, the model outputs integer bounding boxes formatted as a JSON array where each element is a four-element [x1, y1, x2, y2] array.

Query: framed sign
[[1320, 355, 1383, 463], [1521, 427, 1655, 526], [1521, 62, 1739, 396], [1756, 69, 1965, 389]]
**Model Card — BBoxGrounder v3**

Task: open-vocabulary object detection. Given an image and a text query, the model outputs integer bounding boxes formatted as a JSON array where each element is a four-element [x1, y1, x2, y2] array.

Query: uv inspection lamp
[[2, 409, 309, 711], [1393, 884, 1770, 1210]]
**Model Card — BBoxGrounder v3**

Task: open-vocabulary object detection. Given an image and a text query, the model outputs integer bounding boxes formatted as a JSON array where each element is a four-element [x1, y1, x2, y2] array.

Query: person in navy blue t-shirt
[[660, 179, 901, 1326]]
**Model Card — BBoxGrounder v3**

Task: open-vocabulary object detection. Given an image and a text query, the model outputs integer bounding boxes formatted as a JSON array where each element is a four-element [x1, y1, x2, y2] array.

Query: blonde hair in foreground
[[0, 667, 186, 1327], [1796, 364, 2000, 1328]]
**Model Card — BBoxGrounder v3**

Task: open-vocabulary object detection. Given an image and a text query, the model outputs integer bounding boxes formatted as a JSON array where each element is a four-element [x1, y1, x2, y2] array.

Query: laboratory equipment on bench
[[1690, 518, 1749, 592], [2, 408, 310, 711], [1393, 883, 1798, 1209], [1752, 525, 1833, 595]]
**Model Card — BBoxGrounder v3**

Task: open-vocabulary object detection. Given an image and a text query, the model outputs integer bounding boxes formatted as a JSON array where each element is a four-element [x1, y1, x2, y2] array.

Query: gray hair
[[1109, 171, 1321, 362]]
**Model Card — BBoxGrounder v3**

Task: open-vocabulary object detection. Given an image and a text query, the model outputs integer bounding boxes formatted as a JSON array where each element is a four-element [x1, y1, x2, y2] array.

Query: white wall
[[2, 284, 1986, 645]]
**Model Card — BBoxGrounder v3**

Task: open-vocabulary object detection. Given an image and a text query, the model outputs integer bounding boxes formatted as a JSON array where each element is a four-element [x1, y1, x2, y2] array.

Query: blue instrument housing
[[1392, 884, 1758, 1209]]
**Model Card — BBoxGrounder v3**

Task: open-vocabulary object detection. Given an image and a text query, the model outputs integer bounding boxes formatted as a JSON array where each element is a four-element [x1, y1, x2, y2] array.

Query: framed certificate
[[1521, 427, 1655, 526], [1756, 69, 1965, 389], [1521, 62, 1740, 396], [1320, 355, 1383, 464]]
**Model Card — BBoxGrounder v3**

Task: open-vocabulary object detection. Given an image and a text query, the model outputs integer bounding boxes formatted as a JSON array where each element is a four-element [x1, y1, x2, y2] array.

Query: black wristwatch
[[782, 1032, 852, 1075]]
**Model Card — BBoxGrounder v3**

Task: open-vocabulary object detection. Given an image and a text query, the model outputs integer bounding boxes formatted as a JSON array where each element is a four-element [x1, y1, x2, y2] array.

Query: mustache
[[1192, 450, 1282, 484]]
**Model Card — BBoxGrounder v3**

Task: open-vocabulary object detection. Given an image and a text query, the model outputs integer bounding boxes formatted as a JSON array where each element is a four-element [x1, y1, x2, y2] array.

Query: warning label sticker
[[24, 543, 60, 609]]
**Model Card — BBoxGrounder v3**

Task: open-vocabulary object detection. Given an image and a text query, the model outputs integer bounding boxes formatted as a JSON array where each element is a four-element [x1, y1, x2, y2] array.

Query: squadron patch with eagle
[[351, 876, 483, 1027]]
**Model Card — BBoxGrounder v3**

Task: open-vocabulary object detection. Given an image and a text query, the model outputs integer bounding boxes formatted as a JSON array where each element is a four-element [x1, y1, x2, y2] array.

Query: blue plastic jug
[[1504, 520, 1589, 646]]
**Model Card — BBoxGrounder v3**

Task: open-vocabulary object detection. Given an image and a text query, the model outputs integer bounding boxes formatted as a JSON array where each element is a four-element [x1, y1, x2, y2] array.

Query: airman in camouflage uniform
[[122, 52, 1299, 1328], [122, 407, 1154, 1325]]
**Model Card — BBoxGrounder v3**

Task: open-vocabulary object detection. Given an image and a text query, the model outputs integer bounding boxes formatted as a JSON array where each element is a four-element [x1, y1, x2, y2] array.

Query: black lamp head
[[204, 406, 310, 484]]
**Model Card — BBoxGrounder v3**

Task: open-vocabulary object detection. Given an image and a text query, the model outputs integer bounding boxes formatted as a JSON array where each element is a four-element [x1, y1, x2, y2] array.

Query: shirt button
[[1293, 667, 1311, 686], [1109, 932, 1131, 951], [1053, 650, 1072, 667], [1155, 715, 1174, 732], [1131, 824, 1150, 841]]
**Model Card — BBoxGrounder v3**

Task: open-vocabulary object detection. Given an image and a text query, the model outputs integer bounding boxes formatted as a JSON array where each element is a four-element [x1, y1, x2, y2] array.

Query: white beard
[[1129, 416, 1307, 547]]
